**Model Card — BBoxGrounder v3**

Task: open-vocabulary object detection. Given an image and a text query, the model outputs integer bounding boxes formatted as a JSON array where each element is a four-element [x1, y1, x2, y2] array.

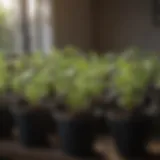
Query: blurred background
[[0, 0, 160, 55]]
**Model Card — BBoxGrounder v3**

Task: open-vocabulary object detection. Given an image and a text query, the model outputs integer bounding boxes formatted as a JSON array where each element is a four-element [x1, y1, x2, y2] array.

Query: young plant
[[111, 54, 154, 111], [0, 53, 10, 105], [23, 69, 49, 107], [53, 51, 109, 114], [11, 52, 50, 108]]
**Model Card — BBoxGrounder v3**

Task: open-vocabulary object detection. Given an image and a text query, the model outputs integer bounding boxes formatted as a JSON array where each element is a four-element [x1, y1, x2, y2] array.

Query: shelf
[[0, 136, 160, 160]]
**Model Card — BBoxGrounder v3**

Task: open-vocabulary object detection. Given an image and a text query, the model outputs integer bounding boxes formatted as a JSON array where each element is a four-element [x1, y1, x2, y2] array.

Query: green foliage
[[111, 50, 158, 110], [48, 48, 110, 112], [0, 53, 9, 94], [0, 7, 12, 51], [65, 55, 108, 111], [0, 47, 159, 112]]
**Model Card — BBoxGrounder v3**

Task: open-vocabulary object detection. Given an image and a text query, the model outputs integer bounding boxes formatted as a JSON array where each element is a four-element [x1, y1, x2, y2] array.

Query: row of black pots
[[0, 107, 156, 158], [0, 108, 98, 157]]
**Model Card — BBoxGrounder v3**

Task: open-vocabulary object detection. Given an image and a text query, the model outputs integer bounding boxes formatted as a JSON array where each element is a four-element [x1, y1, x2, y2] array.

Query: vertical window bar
[[20, 0, 31, 53]]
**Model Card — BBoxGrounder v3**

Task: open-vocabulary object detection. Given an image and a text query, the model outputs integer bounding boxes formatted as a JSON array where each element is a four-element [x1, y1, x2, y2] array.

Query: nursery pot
[[56, 113, 96, 158], [93, 110, 108, 135], [16, 109, 55, 148], [107, 112, 152, 158], [0, 107, 13, 139], [152, 114, 160, 140]]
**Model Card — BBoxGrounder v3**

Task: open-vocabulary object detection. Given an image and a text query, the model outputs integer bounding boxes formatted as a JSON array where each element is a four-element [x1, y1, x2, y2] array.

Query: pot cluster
[[0, 47, 160, 158]]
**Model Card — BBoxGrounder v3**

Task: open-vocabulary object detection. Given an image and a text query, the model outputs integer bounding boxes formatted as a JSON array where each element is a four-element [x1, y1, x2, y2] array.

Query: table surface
[[95, 137, 160, 160], [0, 136, 160, 160]]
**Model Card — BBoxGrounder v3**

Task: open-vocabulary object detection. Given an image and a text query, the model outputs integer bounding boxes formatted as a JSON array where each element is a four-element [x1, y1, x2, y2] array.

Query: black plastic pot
[[108, 114, 152, 158], [17, 109, 55, 148], [0, 108, 13, 139], [57, 116, 95, 158], [94, 115, 108, 135], [152, 115, 160, 140]]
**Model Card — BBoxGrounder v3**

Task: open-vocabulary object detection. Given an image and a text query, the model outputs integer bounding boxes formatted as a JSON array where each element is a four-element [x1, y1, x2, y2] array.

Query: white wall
[[95, 0, 160, 52]]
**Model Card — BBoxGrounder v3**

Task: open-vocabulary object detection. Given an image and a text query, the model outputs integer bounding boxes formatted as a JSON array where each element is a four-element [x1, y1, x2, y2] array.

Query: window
[[28, 0, 53, 54], [0, 0, 53, 54], [0, 0, 14, 52]]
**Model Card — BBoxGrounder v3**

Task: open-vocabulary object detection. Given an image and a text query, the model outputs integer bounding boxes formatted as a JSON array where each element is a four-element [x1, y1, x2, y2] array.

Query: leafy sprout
[[111, 51, 156, 110]]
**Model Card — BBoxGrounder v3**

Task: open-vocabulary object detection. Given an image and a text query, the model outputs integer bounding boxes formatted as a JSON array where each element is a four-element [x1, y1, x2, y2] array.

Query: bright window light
[[28, 0, 36, 18], [0, 0, 12, 10]]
